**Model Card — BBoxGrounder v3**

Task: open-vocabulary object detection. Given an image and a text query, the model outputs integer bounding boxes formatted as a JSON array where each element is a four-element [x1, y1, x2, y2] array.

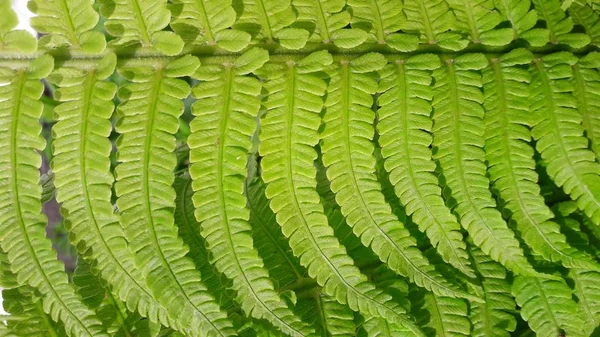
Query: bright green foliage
[[403, 0, 468, 51], [98, 0, 184, 55], [0, 54, 108, 337], [169, 0, 250, 51], [258, 51, 423, 336], [321, 54, 473, 300], [377, 54, 473, 278], [483, 49, 600, 271], [468, 245, 517, 337], [446, 0, 513, 46], [529, 0, 591, 48], [432, 53, 535, 276], [114, 56, 234, 336], [347, 0, 418, 51], [28, 0, 104, 51], [513, 275, 585, 337], [188, 48, 317, 337], [530, 53, 600, 225], [294, 0, 367, 48], [234, 0, 309, 49], [494, 0, 537, 40], [2, 1, 600, 337]]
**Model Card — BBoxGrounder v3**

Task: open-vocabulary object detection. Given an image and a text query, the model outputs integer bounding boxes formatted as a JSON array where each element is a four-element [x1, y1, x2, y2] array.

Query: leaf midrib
[[488, 62, 579, 265], [9, 71, 96, 337], [393, 62, 472, 276], [534, 60, 600, 211], [336, 64, 466, 298], [75, 71, 160, 311], [214, 69, 307, 337], [139, 70, 225, 337], [281, 65, 423, 337]]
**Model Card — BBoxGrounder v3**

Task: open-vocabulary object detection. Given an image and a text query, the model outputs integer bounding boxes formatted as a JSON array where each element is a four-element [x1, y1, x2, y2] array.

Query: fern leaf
[[246, 173, 357, 337], [234, 0, 308, 49], [48, 54, 184, 333], [0, 0, 36, 52], [359, 316, 413, 337], [0, 55, 108, 337], [73, 259, 137, 336], [572, 52, 600, 163], [98, 0, 183, 55], [188, 48, 317, 337], [28, 0, 104, 51], [0, 251, 66, 337], [403, 0, 468, 51], [570, 2, 600, 46], [346, 0, 418, 51], [321, 53, 474, 300], [174, 174, 236, 310], [258, 50, 425, 337], [446, 0, 513, 46], [169, 0, 250, 51], [494, 0, 537, 39], [294, 0, 367, 48], [524, 0, 591, 48], [377, 54, 473, 278], [568, 268, 600, 335], [431, 53, 535, 276], [468, 245, 517, 337], [483, 49, 600, 271], [114, 56, 235, 337], [409, 286, 471, 337], [530, 52, 600, 225], [512, 275, 585, 337]]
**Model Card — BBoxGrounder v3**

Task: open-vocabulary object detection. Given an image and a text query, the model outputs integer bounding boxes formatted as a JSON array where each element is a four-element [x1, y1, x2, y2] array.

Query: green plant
[[1, 0, 600, 336]]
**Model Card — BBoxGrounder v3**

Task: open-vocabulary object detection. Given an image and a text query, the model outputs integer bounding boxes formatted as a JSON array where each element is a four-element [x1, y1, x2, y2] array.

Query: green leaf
[[432, 54, 537, 276], [513, 275, 586, 337], [530, 54, 600, 225], [377, 54, 474, 278]]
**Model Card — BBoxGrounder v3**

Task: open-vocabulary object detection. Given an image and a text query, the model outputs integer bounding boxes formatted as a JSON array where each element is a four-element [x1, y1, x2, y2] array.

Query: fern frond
[[512, 275, 585, 337], [321, 53, 474, 300], [49, 54, 182, 332], [403, 0, 468, 51], [0, 0, 36, 52], [570, 2, 600, 47], [258, 50, 425, 336], [73, 259, 139, 336], [468, 245, 517, 337], [174, 174, 236, 310], [568, 268, 600, 335], [446, 0, 513, 46], [0, 55, 108, 337], [169, 0, 250, 51], [246, 173, 357, 337], [431, 53, 535, 276], [572, 52, 600, 162], [188, 48, 317, 337], [0, 251, 66, 337], [293, 0, 367, 48], [98, 0, 183, 55], [377, 54, 473, 278], [234, 0, 308, 49], [482, 49, 600, 271], [530, 52, 600, 225], [114, 56, 235, 337], [525, 0, 591, 48], [409, 286, 471, 337], [494, 0, 537, 40], [359, 316, 413, 337], [346, 0, 418, 51], [28, 0, 104, 51]]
